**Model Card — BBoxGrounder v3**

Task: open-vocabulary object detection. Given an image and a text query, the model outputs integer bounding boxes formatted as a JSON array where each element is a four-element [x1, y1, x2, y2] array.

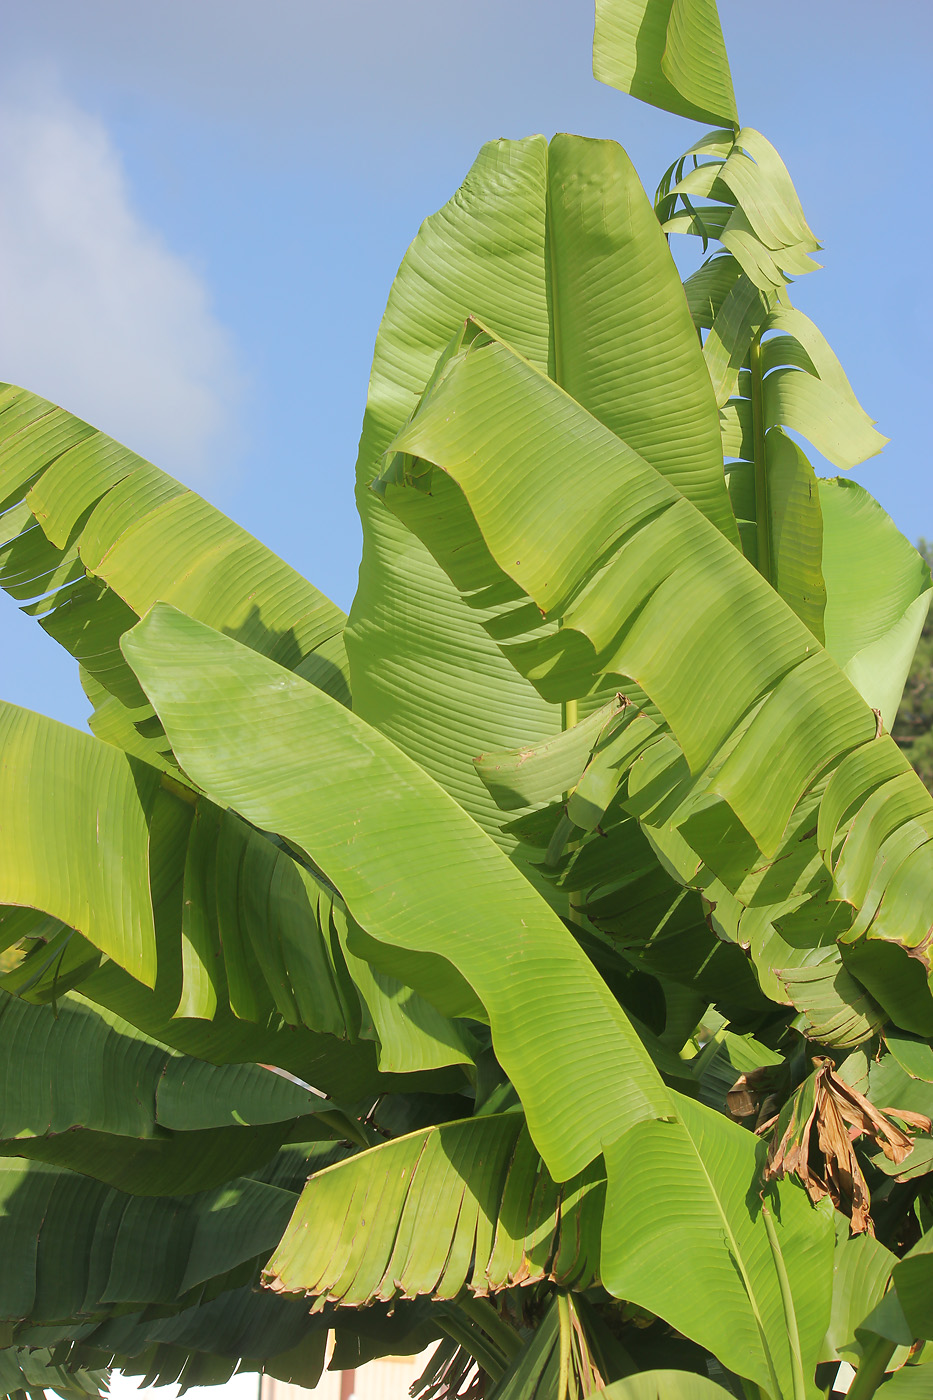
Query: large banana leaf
[[54, 1287, 437, 1394], [0, 381, 350, 769], [346, 136, 557, 845], [0, 1155, 295, 1324], [0, 989, 351, 1194], [593, 0, 738, 129], [0, 698, 469, 1094], [346, 130, 738, 854], [264, 1113, 604, 1304], [381, 324, 933, 1028], [121, 603, 674, 1181], [385, 324, 868, 811], [121, 605, 847, 1384], [603, 1093, 834, 1400], [857, 1228, 933, 1347]]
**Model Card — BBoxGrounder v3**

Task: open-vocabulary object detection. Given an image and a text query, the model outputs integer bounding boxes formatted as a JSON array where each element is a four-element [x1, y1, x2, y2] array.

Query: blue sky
[[1, 0, 930, 728]]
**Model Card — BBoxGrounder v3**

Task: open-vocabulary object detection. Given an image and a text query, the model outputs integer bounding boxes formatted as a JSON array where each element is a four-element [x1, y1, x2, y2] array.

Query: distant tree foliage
[[894, 539, 933, 791]]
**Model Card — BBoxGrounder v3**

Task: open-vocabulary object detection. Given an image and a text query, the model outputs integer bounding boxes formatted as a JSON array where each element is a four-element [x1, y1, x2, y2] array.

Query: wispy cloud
[[0, 82, 240, 482]]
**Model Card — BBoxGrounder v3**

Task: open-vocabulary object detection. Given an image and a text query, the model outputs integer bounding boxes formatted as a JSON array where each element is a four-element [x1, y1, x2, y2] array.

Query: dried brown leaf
[[763, 1058, 927, 1234]]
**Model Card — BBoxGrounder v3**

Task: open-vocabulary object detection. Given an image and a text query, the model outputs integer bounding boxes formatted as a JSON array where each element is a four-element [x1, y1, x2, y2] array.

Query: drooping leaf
[[264, 1113, 604, 1304], [0, 701, 457, 1099], [778, 962, 886, 1050], [763, 1058, 926, 1235], [0, 1156, 296, 1325], [0, 1348, 107, 1400], [0, 382, 351, 763], [0, 989, 350, 1194], [661, 130, 820, 293], [123, 603, 674, 1180]]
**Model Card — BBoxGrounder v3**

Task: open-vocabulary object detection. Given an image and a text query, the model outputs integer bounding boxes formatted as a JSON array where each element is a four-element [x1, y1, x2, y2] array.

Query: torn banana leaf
[[264, 1113, 604, 1304]]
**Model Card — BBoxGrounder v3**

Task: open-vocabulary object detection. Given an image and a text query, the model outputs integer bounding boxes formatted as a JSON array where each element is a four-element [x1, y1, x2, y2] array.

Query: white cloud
[[0, 84, 240, 482]]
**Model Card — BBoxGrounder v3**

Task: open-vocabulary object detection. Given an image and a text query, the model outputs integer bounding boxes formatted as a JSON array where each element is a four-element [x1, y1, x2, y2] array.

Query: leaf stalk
[[749, 331, 773, 584], [846, 1337, 899, 1400], [437, 1308, 508, 1382], [557, 1291, 572, 1400], [456, 1294, 523, 1361], [760, 1201, 807, 1400]]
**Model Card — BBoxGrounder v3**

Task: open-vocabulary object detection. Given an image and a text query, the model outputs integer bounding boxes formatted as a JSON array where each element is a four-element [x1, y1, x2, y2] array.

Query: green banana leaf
[[264, 1113, 604, 1303], [384, 323, 866, 821], [69, 1290, 330, 1389], [0, 702, 159, 983], [380, 321, 933, 1029], [0, 989, 354, 1194], [603, 1092, 834, 1400], [55, 1288, 437, 1394], [474, 697, 621, 812], [346, 129, 737, 858], [473, 709, 773, 1022], [480, 688, 881, 1047], [0, 381, 350, 768], [0, 698, 469, 1094], [121, 602, 674, 1181], [721, 327, 886, 652], [593, 0, 738, 128], [724, 426, 827, 641], [0, 1155, 296, 1324], [121, 605, 846, 1382], [865, 1363, 933, 1400]]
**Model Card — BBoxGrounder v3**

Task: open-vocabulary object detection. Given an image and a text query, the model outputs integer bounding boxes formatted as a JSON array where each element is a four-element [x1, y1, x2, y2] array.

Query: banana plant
[[0, 2, 931, 1399]]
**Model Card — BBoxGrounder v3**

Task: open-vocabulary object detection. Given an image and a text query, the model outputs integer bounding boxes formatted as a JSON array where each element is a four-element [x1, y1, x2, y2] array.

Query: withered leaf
[[762, 1058, 931, 1234], [727, 1066, 772, 1120]]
